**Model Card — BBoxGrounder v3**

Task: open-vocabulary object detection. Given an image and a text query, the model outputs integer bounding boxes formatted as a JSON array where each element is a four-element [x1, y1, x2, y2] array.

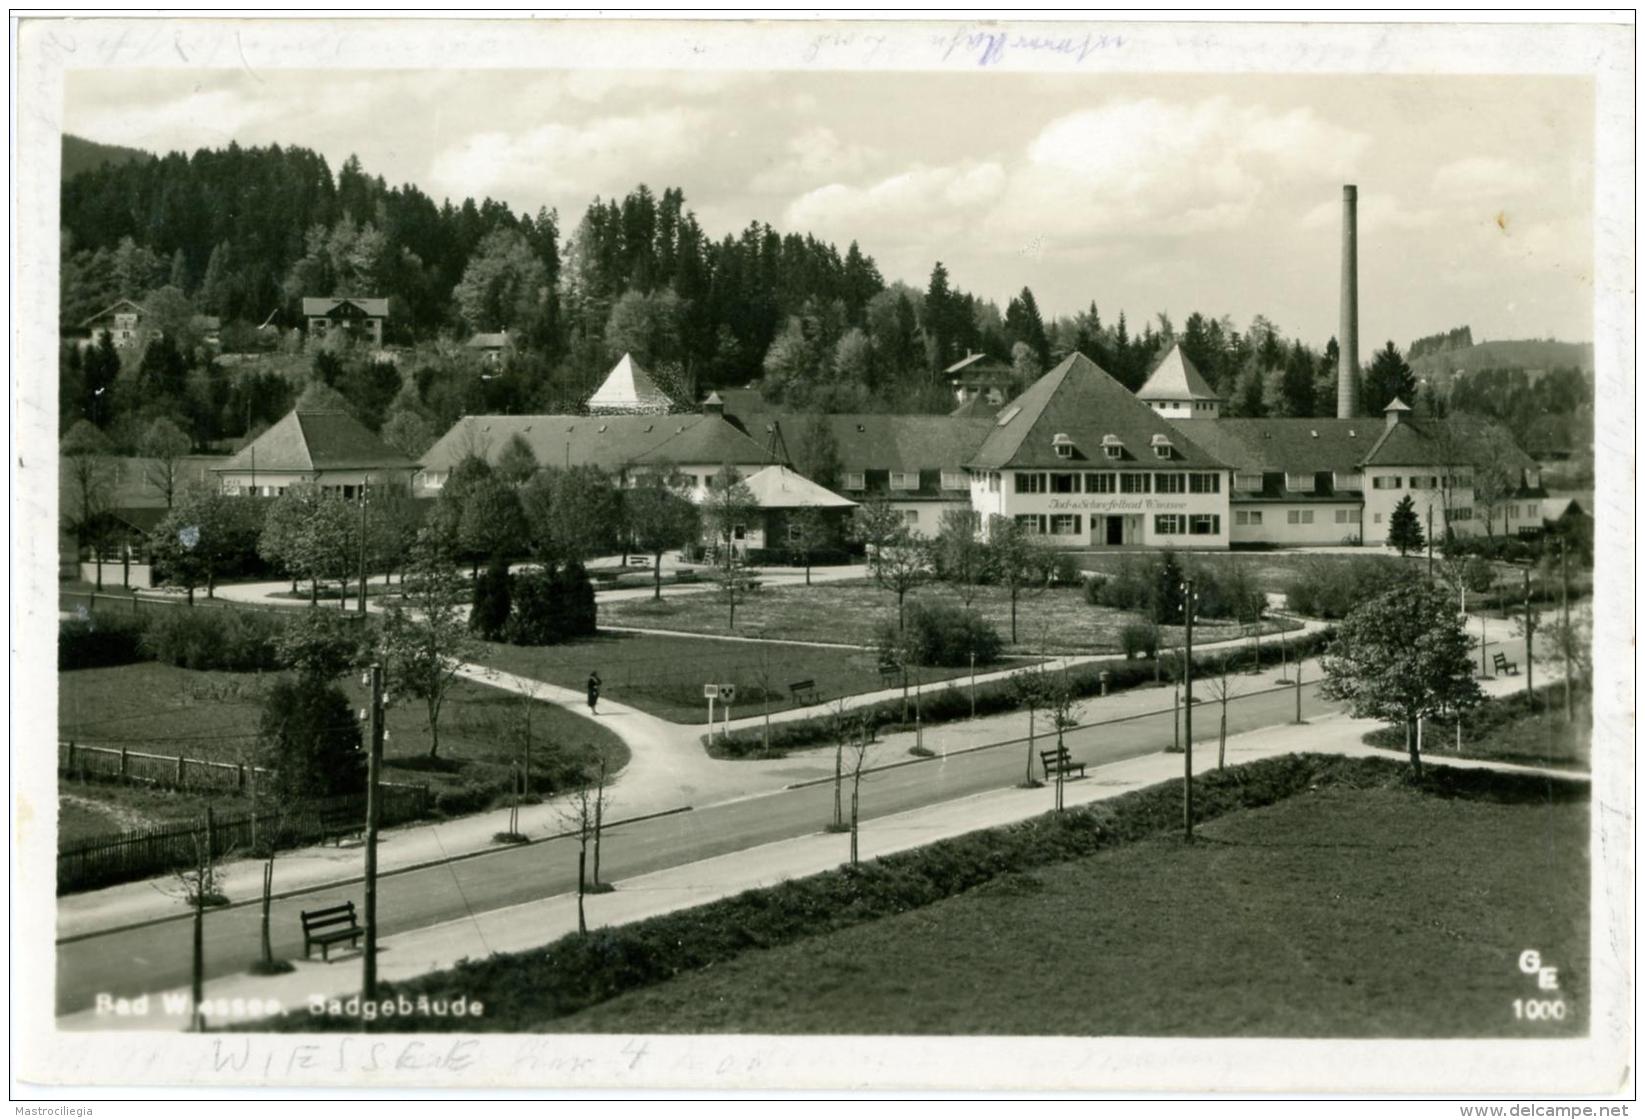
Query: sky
[[64, 67, 1595, 352]]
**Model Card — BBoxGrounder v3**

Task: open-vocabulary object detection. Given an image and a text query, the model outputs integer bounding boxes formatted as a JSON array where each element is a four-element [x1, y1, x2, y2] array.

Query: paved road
[[56, 678, 1337, 1015]]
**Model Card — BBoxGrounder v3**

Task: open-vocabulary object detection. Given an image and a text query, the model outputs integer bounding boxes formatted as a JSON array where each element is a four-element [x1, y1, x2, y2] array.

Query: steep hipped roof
[[1360, 415, 1538, 470], [740, 464, 857, 510], [420, 413, 773, 475], [1137, 343, 1221, 401], [586, 353, 678, 414], [730, 413, 994, 476], [969, 352, 1227, 470], [301, 296, 390, 318], [1169, 418, 1382, 475], [216, 410, 418, 474]]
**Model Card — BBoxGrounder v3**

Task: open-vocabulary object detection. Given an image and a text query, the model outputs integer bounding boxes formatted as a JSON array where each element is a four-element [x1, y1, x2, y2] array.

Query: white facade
[[1143, 398, 1221, 420], [1230, 502, 1363, 546], [973, 467, 1231, 550], [219, 467, 410, 499]]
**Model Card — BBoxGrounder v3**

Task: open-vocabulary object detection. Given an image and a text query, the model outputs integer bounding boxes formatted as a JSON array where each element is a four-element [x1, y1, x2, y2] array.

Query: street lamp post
[[1181, 577, 1196, 842]]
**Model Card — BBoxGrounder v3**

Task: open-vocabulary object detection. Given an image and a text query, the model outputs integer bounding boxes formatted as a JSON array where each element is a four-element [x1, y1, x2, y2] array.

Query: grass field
[[58, 662, 626, 839], [1364, 684, 1591, 771], [602, 578, 1298, 656], [550, 783, 1588, 1037], [1068, 549, 1423, 597], [470, 629, 1029, 724]]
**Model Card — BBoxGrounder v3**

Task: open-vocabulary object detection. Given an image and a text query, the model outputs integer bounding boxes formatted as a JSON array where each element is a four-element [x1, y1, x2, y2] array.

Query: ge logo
[[1518, 949, 1561, 991]]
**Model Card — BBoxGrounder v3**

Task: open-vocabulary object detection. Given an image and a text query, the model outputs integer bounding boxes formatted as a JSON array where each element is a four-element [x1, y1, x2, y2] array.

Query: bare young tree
[[1009, 664, 1053, 788], [150, 809, 231, 1029], [1199, 653, 1237, 769], [139, 416, 192, 509], [1044, 672, 1084, 812], [558, 746, 615, 935], [846, 717, 873, 865], [824, 700, 860, 834]]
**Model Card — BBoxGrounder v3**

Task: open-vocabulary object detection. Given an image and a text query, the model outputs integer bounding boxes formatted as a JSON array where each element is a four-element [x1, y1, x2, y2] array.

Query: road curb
[[55, 804, 694, 946]]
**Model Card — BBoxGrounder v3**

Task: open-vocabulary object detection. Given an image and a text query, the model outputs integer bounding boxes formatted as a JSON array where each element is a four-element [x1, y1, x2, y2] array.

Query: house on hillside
[[466, 330, 511, 365], [946, 351, 1016, 407], [78, 299, 151, 349], [214, 408, 419, 498], [302, 297, 388, 349]]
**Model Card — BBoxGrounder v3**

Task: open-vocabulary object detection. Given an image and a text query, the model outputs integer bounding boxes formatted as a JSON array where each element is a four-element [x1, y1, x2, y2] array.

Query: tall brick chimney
[[1337, 184, 1360, 419]]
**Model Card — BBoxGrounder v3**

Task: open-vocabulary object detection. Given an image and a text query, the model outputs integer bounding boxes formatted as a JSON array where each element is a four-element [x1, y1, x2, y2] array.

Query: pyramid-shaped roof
[[740, 464, 857, 510], [216, 410, 419, 474], [970, 353, 1227, 471], [587, 353, 677, 414], [1137, 343, 1222, 402]]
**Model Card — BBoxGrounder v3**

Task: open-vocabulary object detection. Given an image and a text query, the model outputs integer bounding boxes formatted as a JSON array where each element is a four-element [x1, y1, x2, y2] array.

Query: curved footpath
[[55, 600, 1549, 944]]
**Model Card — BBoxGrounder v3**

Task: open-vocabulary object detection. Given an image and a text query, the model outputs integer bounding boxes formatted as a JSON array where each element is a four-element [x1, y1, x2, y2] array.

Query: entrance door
[[1105, 515, 1124, 546]]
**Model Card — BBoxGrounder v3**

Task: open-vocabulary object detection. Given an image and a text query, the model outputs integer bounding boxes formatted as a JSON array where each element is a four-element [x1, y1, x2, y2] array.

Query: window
[[733, 524, 747, 541], [1155, 514, 1184, 535], [1285, 472, 1312, 492], [1409, 475, 1430, 490], [1050, 514, 1082, 535], [1287, 509, 1314, 525], [1155, 473, 1186, 494], [1015, 473, 1046, 494], [1234, 472, 1262, 491], [1449, 507, 1473, 522], [1189, 514, 1221, 535], [1151, 434, 1174, 459], [1050, 473, 1077, 494], [1372, 476, 1401, 490], [890, 471, 919, 491], [941, 470, 967, 491], [1248, 510, 1263, 526], [1235, 509, 1259, 526], [1190, 473, 1221, 494], [1085, 473, 1115, 494], [1120, 473, 1151, 494], [1052, 433, 1075, 459], [1101, 434, 1124, 459], [1373, 512, 1383, 524], [1334, 509, 1354, 524], [1314, 471, 1334, 495], [844, 471, 866, 491], [988, 471, 1000, 493], [903, 510, 919, 525], [1015, 514, 1046, 533]]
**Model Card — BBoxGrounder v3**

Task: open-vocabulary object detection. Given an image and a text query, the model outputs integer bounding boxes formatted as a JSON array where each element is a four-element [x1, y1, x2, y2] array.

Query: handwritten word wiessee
[[939, 28, 1124, 67]]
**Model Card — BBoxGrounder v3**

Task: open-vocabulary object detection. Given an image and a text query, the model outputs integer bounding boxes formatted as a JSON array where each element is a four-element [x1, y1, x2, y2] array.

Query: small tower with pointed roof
[[1136, 343, 1223, 419]]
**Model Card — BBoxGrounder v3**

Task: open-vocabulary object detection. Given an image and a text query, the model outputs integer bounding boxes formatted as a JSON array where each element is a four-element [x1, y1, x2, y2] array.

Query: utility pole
[[1561, 538, 1572, 720], [357, 478, 370, 615], [1181, 578, 1195, 842], [1523, 565, 1535, 707], [1426, 505, 1434, 582], [362, 663, 384, 1014]]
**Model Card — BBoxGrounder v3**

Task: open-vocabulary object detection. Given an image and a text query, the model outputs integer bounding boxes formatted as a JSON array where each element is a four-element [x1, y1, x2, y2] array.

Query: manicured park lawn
[[57, 662, 626, 840], [602, 578, 1298, 656], [552, 783, 1588, 1036], [1365, 684, 1591, 771], [471, 630, 1029, 725]]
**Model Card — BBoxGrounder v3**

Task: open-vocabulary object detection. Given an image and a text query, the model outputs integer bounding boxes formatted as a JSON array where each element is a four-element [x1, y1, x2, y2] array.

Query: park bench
[[319, 806, 364, 846], [788, 679, 820, 707], [1493, 651, 1520, 676], [877, 662, 903, 688], [1039, 746, 1087, 783], [300, 901, 363, 961]]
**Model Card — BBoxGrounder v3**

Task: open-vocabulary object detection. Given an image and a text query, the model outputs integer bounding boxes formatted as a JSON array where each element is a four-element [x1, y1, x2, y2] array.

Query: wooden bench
[[1039, 746, 1087, 782], [788, 679, 819, 706], [1493, 651, 1520, 676], [319, 806, 363, 846], [878, 663, 903, 688], [300, 901, 363, 961]]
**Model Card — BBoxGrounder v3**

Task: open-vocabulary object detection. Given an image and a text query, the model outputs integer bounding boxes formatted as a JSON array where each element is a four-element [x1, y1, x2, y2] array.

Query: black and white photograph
[[10, 13, 1634, 1101]]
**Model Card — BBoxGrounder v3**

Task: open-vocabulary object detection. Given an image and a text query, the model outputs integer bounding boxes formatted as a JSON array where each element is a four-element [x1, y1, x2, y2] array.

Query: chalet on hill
[[302, 297, 388, 348]]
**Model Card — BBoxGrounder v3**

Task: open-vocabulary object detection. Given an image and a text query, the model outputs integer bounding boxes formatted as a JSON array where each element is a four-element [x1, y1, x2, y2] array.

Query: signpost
[[704, 683, 719, 741], [720, 683, 736, 740]]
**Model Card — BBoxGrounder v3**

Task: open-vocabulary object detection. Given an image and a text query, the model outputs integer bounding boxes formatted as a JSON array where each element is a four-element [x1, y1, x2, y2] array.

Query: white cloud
[[70, 88, 269, 153], [784, 161, 1007, 245], [1431, 155, 1540, 199], [428, 107, 711, 202], [749, 126, 875, 194], [563, 68, 767, 104]]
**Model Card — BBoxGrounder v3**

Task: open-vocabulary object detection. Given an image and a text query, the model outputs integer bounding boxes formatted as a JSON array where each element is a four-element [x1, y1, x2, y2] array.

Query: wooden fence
[[59, 588, 289, 617], [57, 782, 433, 895], [60, 740, 276, 794]]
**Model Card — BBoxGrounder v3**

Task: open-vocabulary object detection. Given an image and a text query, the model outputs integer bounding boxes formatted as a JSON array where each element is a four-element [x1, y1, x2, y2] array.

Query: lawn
[[57, 661, 627, 839], [601, 578, 1299, 656], [1364, 684, 1591, 771], [551, 782, 1588, 1037], [470, 630, 1028, 725], [1067, 549, 1424, 598]]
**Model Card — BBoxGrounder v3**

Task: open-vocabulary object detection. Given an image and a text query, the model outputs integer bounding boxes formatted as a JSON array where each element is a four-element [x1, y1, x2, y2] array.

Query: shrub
[[1119, 621, 1159, 660], [1093, 556, 1153, 613], [140, 606, 284, 671], [258, 678, 364, 801], [274, 609, 366, 681], [507, 563, 596, 645], [433, 781, 496, 817], [1048, 553, 1081, 587], [59, 611, 151, 670], [1081, 574, 1108, 605], [471, 557, 513, 640], [1190, 561, 1265, 622], [1284, 557, 1413, 620], [880, 601, 1003, 668]]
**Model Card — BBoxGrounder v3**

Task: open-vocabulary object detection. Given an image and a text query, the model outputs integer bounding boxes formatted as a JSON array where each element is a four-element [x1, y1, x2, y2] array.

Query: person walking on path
[[587, 670, 602, 715]]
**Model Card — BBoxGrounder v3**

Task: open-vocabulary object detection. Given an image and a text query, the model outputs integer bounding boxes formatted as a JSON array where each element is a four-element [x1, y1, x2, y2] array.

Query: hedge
[[709, 626, 1333, 758], [59, 611, 151, 670], [139, 606, 284, 671], [259, 751, 1588, 1032]]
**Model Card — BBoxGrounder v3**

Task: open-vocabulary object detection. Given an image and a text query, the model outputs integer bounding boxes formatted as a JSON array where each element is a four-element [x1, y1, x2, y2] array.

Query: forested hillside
[[60, 133, 152, 180]]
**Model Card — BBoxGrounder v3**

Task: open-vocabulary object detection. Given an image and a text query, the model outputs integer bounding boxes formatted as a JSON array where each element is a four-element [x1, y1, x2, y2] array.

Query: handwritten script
[[937, 28, 1125, 67]]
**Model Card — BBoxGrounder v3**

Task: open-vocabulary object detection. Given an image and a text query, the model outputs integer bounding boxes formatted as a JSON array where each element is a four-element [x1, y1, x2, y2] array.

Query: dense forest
[[58, 137, 1592, 472]]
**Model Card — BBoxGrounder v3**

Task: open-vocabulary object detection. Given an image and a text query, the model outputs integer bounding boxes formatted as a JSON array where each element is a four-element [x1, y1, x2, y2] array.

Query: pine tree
[[1364, 340, 1417, 413], [1387, 494, 1425, 557]]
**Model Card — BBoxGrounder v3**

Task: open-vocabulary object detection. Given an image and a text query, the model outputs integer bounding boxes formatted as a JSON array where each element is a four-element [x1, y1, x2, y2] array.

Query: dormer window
[[1052, 433, 1075, 459], [1151, 433, 1173, 459], [1101, 434, 1124, 460]]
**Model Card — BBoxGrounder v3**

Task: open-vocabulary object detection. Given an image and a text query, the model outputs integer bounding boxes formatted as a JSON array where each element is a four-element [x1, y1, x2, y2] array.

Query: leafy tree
[[935, 508, 988, 607], [458, 474, 529, 570], [471, 555, 513, 640], [1320, 581, 1483, 777], [1387, 494, 1425, 557], [851, 496, 926, 630], [788, 412, 841, 489], [380, 409, 436, 459], [136, 332, 190, 402], [258, 678, 365, 801], [604, 287, 684, 368], [701, 463, 760, 573], [786, 506, 830, 586], [150, 485, 261, 602], [625, 463, 699, 599], [61, 420, 116, 588], [138, 416, 192, 507], [1009, 665, 1055, 787], [1363, 340, 1416, 413], [832, 327, 873, 385], [274, 609, 364, 681], [987, 516, 1054, 645], [379, 532, 474, 758], [454, 227, 549, 334], [1010, 341, 1042, 384], [521, 464, 621, 563], [294, 378, 355, 415], [495, 433, 539, 488]]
